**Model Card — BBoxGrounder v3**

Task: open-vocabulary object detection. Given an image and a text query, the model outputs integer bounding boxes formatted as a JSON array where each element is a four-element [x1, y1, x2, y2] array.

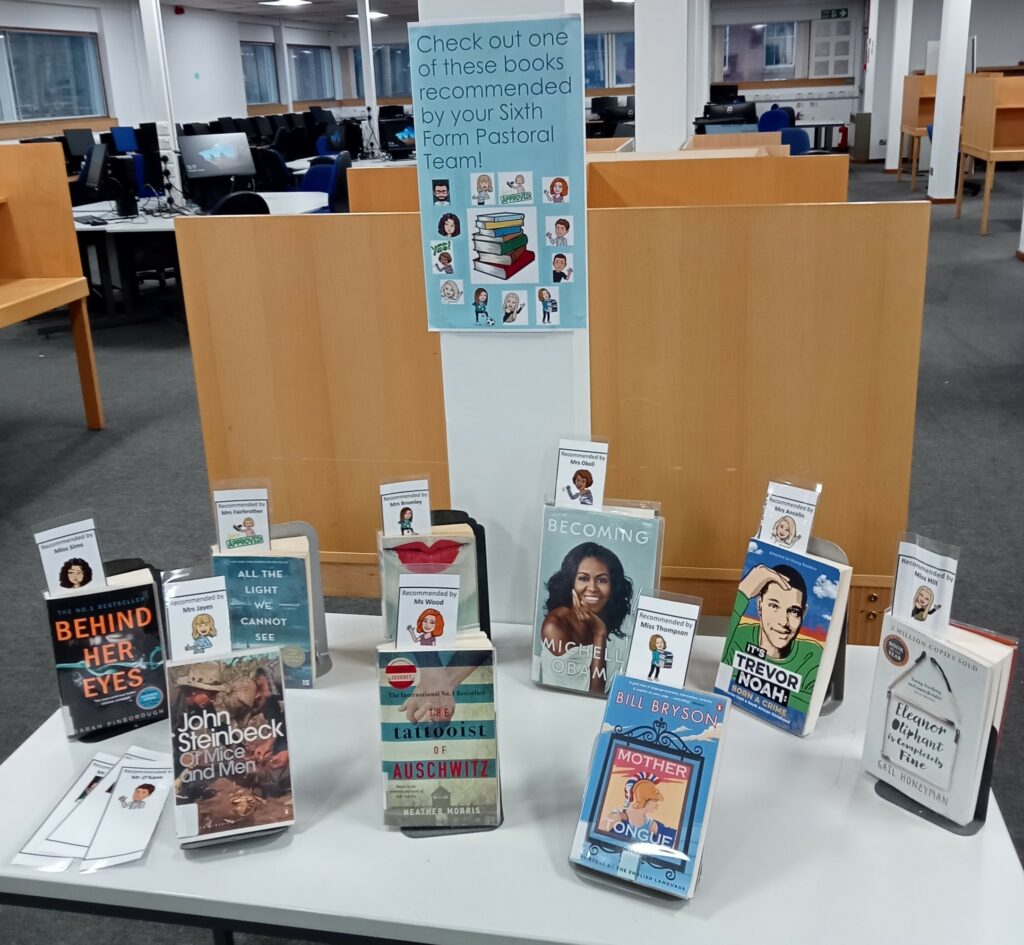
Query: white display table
[[0, 615, 1021, 944]]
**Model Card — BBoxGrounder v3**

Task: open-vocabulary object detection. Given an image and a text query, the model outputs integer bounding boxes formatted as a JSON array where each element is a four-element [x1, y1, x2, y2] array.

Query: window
[[241, 42, 279, 105], [764, 23, 796, 68], [353, 44, 412, 98], [611, 32, 634, 86], [0, 29, 107, 122], [289, 45, 334, 102], [584, 34, 606, 88], [810, 18, 853, 78]]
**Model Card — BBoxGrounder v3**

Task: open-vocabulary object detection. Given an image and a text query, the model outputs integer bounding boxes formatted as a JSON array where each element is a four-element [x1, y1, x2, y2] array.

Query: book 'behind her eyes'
[[167, 647, 295, 846], [570, 675, 730, 899]]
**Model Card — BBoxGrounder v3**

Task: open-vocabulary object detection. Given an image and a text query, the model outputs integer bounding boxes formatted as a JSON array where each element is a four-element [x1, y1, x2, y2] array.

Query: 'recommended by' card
[[163, 576, 232, 660], [396, 573, 460, 649], [756, 480, 821, 554], [213, 488, 270, 552], [34, 518, 107, 596], [380, 478, 431, 537], [891, 534, 959, 634], [553, 438, 609, 511], [623, 594, 701, 689]]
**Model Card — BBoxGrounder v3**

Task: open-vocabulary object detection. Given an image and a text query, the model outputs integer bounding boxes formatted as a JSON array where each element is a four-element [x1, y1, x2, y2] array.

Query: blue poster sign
[[409, 15, 587, 331]]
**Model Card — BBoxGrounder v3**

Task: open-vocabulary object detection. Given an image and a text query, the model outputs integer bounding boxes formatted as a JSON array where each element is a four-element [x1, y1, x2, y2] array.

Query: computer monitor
[[84, 143, 107, 189], [379, 117, 415, 159], [379, 105, 405, 119], [590, 96, 616, 117], [179, 133, 256, 179], [710, 84, 740, 105], [110, 126, 139, 154], [63, 128, 96, 159], [706, 101, 758, 123], [136, 122, 160, 153]]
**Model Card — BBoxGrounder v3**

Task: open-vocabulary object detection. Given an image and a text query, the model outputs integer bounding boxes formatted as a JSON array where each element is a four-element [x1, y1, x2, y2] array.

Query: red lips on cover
[[391, 539, 463, 573]]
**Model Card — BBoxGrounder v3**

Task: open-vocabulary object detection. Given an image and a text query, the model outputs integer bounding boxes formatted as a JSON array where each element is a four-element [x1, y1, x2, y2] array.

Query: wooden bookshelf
[[957, 75, 1024, 233]]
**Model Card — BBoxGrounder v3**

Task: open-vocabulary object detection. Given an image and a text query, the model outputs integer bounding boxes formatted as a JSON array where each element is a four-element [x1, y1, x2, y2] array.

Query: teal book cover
[[213, 555, 313, 688], [377, 644, 500, 828], [532, 506, 663, 695], [570, 676, 730, 899]]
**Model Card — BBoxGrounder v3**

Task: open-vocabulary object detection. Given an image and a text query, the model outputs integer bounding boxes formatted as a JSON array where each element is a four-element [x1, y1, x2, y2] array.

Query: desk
[[796, 120, 844, 151], [287, 155, 416, 176], [73, 193, 327, 316], [1, 616, 1021, 945]]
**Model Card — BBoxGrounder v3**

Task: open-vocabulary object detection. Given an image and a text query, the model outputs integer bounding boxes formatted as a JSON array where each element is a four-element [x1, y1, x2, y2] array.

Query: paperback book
[[569, 675, 730, 899], [377, 635, 500, 829], [44, 568, 167, 738], [862, 612, 1015, 826], [168, 647, 295, 846], [532, 504, 664, 695], [212, 536, 315, 688], [714, 538, 852, 736]]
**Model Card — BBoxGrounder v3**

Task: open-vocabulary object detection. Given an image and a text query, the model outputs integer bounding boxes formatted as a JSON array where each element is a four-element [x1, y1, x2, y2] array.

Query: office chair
[[326, 151, 352, 213], [299, 163, 334, 194], [758, 107, 791, 132], [779, 127, 833, 156], [781, 107, 796, 127], [209, 191, 270, 215], [253, 148, 295, 191], [926, 124, 981, 196]]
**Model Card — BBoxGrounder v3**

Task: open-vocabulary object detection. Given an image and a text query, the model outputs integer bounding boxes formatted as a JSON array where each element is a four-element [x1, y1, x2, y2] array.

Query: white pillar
[[927, 0, 972, 200], [273, 22, 293, 110], [884, 0, 914, 172], [420, 0, 590, 623], [686, 0, 710, 137], [1018, 200, 1024, 260], [636, 0, 688, 151], [863, 0, 881, 116], [136, 0, 176, 151]]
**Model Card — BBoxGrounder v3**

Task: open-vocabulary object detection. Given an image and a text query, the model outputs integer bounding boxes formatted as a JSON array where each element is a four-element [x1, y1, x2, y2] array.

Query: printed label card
[[397, 573, 460, 649], [35, 517, 106, 596], [553, 438, 609, 510], [213, 488, 270, 552], [163, 575, 232, 660], [623, 594, 701, 689], [80, 764, 173, 871], [756, 480, 821, 554], [891, 534, 959, 634], [500, 170, 535, 206], [380, 479, 432, 538]]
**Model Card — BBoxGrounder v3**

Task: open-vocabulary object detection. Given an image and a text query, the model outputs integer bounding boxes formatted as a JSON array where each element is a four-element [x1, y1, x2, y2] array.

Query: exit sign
[[821, 8, 849, 18]]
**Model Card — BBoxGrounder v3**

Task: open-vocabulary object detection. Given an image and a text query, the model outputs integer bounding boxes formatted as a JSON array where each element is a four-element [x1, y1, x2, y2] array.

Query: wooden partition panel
[[587, 153, 848, 207], [589, 202, 930, 644], [684, 131, 782, 149], [586, 137, 634, 153], [349, 165, 419, 213], [0, 143, 81, 279], [902, 74, 937, 129], [175, 214, 450, 596]]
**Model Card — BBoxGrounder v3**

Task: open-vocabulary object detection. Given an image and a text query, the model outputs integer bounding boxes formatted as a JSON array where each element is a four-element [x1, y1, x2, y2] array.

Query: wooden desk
[[0, 144, 103, 429], [898, 74, 935, 190], [683, 131, 782, 150], [957, 75, 1024, 234], [585, 136, 633, 153]]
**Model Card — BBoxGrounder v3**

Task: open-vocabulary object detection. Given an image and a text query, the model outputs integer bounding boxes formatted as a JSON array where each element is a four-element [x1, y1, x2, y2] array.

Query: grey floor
[[1, 161, 1022, 943]]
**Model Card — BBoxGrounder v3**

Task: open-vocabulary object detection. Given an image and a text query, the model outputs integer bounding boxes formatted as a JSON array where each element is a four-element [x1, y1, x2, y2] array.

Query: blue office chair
[[253, 147, 295, 191], [758, 107, 791, 133], [300, 163, 334, 194], [780, 127, 811, 155], [315, 135, 330, 156], [308, 151, 351, 214], [209, 191, 270, 215]]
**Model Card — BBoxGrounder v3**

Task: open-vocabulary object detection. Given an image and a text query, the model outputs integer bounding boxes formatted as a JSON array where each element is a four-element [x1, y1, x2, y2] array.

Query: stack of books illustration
[[472, 212, 534, 279]]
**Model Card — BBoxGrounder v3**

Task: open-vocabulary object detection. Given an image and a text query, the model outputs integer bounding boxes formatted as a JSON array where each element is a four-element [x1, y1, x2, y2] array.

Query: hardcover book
[[714, 539, 852, 736], [569, 676, 730, 899], [472, 249, 535, 280], [212, 537, 315, 688], [532, 504, 664, 696], [862, 613, 1015, 826], [377, 637, 500, 829], [44, 568, 168, 738], [167, 647, 295, 846]]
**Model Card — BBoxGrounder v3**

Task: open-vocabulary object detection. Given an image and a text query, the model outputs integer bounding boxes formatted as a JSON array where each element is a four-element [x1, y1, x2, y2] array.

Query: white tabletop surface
[[1, 616, 1021, 944], [72, 192, 326, 232], [286, 156, 415, 173]]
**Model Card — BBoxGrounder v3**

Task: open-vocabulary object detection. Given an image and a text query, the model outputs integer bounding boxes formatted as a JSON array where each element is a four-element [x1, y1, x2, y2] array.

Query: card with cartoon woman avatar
[[163, 575, 232, 660], [890, 533, 959, 633], [623, 594, 701, 689], [396, 573, 460, 649], [35, 517, 107, 596], [468, 171, 497, 206], [213, 488, 270, 552], [756, 480, 821, 554], [553, 436, 608, 509], [542, 175, 570, 204]]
